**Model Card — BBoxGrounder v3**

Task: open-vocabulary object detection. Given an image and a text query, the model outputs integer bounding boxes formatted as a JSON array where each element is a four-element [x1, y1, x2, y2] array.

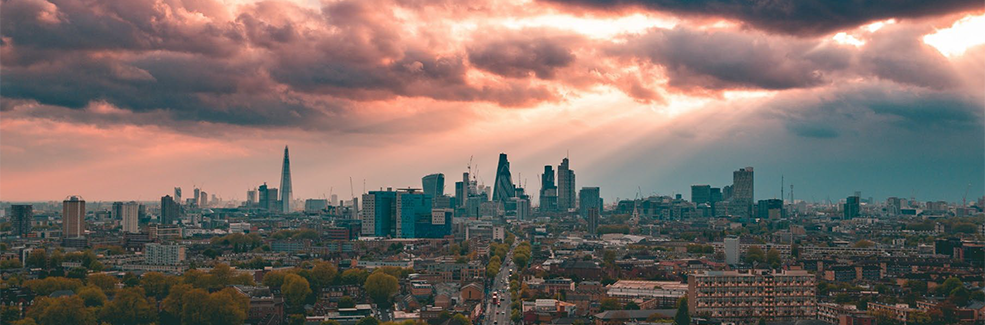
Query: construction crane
[[349, 177, 354, 200]]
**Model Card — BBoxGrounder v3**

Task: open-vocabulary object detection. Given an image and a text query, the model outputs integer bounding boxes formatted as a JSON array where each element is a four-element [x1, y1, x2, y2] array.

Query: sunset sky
[[1, 0, 983, 203]]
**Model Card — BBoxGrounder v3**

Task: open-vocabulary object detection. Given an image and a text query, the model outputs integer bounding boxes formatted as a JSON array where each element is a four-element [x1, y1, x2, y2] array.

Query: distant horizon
[[2, 0, 982, 205]]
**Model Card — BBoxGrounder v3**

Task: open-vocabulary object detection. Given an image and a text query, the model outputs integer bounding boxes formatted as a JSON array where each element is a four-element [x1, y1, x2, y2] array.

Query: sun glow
[[924, 14, 985, 57]]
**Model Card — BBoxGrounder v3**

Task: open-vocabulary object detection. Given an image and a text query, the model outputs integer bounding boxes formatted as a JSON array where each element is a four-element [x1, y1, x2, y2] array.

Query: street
[[485, 240, 518, 325]]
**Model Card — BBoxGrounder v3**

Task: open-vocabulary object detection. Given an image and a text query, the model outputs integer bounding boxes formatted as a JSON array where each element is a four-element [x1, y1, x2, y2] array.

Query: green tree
[[356, 316, 380, 325], [766, 249, 782, 268], [674, 297, 690, 325], [321, 320, 342, 325], [98, 287, 157, 325], [600, 298, 622, 311], [26, 296, 96, 325], [86, 273, 119, 294], [76, 286, 108, 307], [0, 259, 22, 269], [341, 268, 370, 285], [365, 271, 399, 305], [339, 296, 356, 308], [624, 301, 640, 310], [140, 272, 178, 299], [282, 273, 313, 308], [311, 261, 339, 289], [744, 246, 765, 264], [26, 249, 47, 268], [904, 279, 928, 295], [22, 277, 83, 296]]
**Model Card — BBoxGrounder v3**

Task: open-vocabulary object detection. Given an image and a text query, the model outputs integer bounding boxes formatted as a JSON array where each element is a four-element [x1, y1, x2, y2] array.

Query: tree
[[87, 273, 119, 294], [98, 287, 157, 325], [674, 297, 690, 325], [26, 296, 96, 325], [766, 249, 782, 268], [262, 270, 290, 288], [905, 279, 928, 295], [744, 246, 765, 264], [600, 298, 622, 311], [341, 268, 370, 285], [282, 273, 313, 308], [449, 314, 471, 325], [122, 272, 140, 287], [26, 249, 47, 268], [76, 286, 108, 307], [140, 272, 178, 299], [949, 286, 971, 306], [0, 259, 22, 269], [321, 321, 342, 325], [311, 261, 339, 289], [356, 316, 380, 325], [339, 296, 356, 308], [22, 277, 83, 296], [365, 271, 399, 305], [937, 277, 963, 296], [624, 301, 640, 310]]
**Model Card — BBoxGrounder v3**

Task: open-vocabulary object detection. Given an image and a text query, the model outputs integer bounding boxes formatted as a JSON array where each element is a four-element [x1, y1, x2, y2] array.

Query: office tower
[[557, 158, 576, 211], [11, 205, 33, 237], [539, 165, 558, 212], [305, 199, 329, 214], [710, 187, 723, 204], [422, 173, 445, 197], [886, 197, 902, 216], [688, 270, 816, 322], [691, 185, 712, 205], [516, 198, 531, 220], [731, 167, 754, 217], [246, 188, 257, 206], [455, 181, 465, 208], [280, 146, 293, 212], [844, 195, 861, 219], [160, 195, 181, 225], [62, 196, 86, 238], [199, 191, 208, 208], [330, 194, 339, 206], [174, 187, 182, 203], [362, 190, 397, 237], [587, 207, 599, 237], [193, 188, 201, 207], [113, 201, 140, 233], [724, 237, 740, 265], [732, 167, 754, 201], [417, 209, 453, 238], [722, 185, 733, 201], [396, 189, 431, 238], [492, 153, 516, 204], [757, 199, 784, 219], [579, 187, 601, 220], [460, 172, 470, 206], [258, 183, 279, 212]]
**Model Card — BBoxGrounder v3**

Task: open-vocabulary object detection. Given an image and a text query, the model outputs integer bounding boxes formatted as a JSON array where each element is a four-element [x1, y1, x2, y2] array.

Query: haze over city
[[1, 0, 983, 203]]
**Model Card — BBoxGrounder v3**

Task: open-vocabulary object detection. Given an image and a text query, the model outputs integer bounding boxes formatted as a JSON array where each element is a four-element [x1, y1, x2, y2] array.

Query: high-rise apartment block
[[62, 196, 86, 238], [557, 158, 576, 211]]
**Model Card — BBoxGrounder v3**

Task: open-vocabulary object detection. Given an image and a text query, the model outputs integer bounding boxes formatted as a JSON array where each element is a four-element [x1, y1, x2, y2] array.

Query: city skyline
[[1, 0, 983, 203]]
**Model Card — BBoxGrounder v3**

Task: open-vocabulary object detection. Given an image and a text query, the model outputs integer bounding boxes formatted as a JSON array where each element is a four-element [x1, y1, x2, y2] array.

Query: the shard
[[280, 146, 293, 212]]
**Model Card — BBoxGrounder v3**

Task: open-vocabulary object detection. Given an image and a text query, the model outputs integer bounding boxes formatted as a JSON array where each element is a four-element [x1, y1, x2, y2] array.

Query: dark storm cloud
[[617, 27, 853, 91], [468, 33, 577, 79], [541, 0, 982, 36], [768, 82, 984, 140], [0, 0, 564, 129]]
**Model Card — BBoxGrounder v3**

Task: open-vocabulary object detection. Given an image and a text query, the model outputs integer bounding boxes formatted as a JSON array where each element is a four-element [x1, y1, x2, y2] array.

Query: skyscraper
[[539, 165, 558, 212], [63, 196, 86, 238], [280, 146, 293, 212], [113, 201, 140, 233], [579, 187, 601, 220], [587, 207, 599, 237], [174, 187, 182, 203], [691, 185, 712, 205], [396, 189, 432, 238], [362, 190, 397, 237], [422, 173, 445, 197], [732, 167, 754, 217], [11, 205, 33, 237], [193, 188, 201, 207], [258, 183, 280, 212], [732, 167, 754, 202], [557, 158, 576, 211], [844, 195, 861, 219], [492, 153, 515, 204], [246, 188, 257, 206], [160, 195, 181, 225], [199, 190, 208, 208]]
